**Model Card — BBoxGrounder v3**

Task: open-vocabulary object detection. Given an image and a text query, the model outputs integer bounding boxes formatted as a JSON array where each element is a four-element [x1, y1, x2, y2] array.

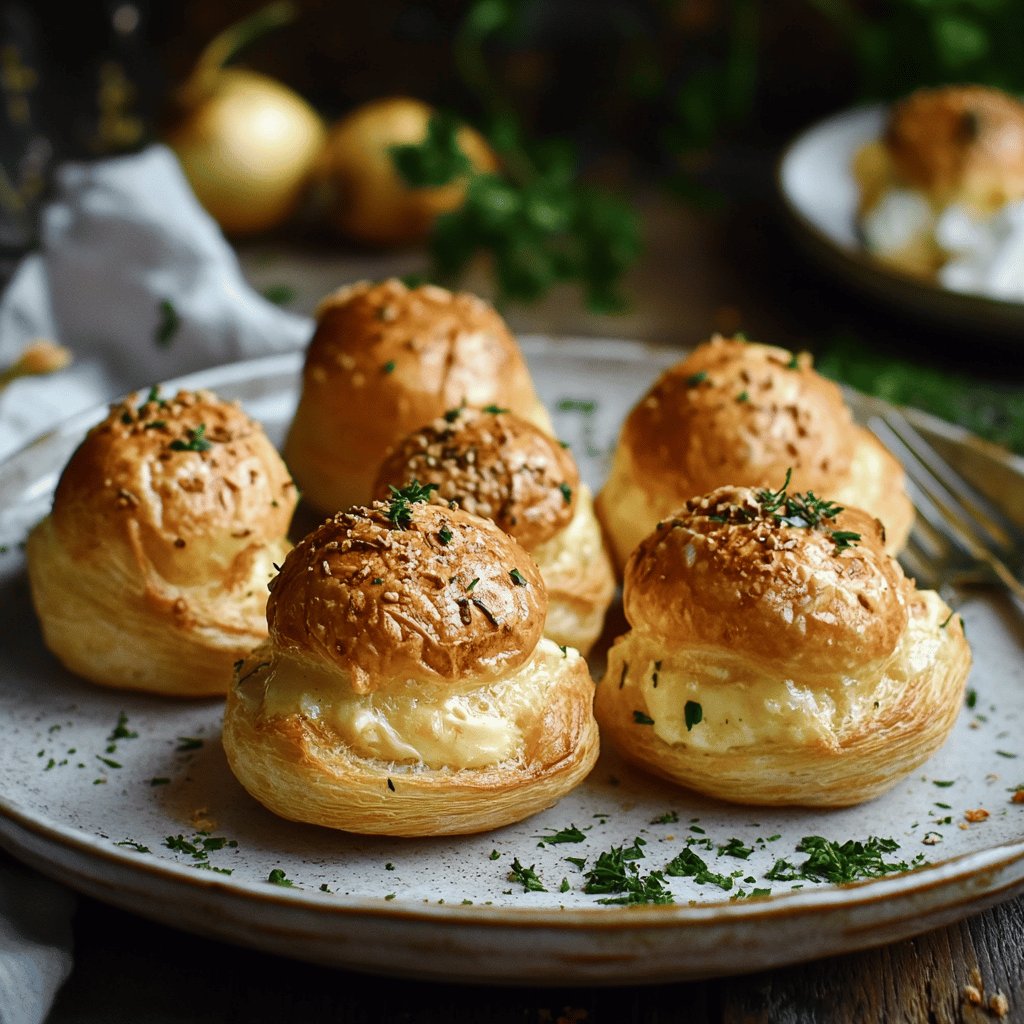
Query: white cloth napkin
[[0, 145, 315, 1021], [0, 143, 313, 461]]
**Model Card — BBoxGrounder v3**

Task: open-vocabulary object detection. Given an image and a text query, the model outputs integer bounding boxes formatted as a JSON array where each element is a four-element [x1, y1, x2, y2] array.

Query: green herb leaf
[[633, 710, 655, 725], [509, 567, 528, 586], [267, 868, 294, 887], [386, 480, 438, 529], [155, 299, 180, 348], [507, 857, 547, 892], [262, 284, 296, 306], [169, 424, 212, 453], [684, 701, 703, 731], [535, 824, 587, 845]]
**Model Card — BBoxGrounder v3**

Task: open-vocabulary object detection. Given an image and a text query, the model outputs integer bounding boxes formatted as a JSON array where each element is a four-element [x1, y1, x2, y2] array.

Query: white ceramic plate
[[2, 337, 1023, 985], [777, 104, 1024, 339]]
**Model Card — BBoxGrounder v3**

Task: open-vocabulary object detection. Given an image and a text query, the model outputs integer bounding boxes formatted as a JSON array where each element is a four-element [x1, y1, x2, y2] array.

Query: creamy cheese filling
[[614, 590, 948, 752], [257, 638, 578, 769], [863, 187, 1024, 301]]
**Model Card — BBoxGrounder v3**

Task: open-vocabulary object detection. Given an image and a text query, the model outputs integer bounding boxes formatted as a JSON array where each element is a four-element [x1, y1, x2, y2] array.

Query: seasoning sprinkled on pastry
[[596, 335, 912, 570], [283, 278, 552, 514], [373, 405, 615, 654], [223, 489, 599, 835], [26, 388, 297, 696], [595, 481, 971, 807]]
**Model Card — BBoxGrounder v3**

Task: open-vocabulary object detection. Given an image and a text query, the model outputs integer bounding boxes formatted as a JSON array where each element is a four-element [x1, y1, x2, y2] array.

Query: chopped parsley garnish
[[582, 839, 673, 905], [262, 283, 296, 305], [482, 404, 508, 414], [164, 832, 239, 872], [372, 577, 384, 585], [535, 825, 587, 845], [466, 577, 480, 592], [438, 524, 453, 545], [108, 712, 137, 742], [155, 298, 180, 347], [558, 644, 568, 657], [382, 360, 396, 374], [169, 424, 212, 453], [509, 568, 528, 586], [764, 835, 923, 884], [965, 688, 977, 708], [686, 370, 708, 387], [559, 878, 570, 893], [665, 848, 733, 890], [786, 353, 800, 369], [507, 857, 547, 892], [737, 390, 749, 402], [115, 840, 151, 853], [96, 756, 121, 769], [144, 420, 166, 430], [556, 398, 596, 414], [933, 779, 955, 788], [267, 868, 294, 887], [755, 470, 860, 552], [386, 480, 438, 529], [175, 737, 203, 752], [718, 837, 753, 860], [149, 777, 170, 787], [684, 700, 703, 731], [553, 483, 571, 507], [650, 810, 679, 825], [489, 850, 501, 860], [633, 710, 655, 725], [443, 404, 465, 422]]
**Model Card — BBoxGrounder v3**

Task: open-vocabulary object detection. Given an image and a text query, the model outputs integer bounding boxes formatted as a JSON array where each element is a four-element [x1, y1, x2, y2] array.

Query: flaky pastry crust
[[223, 500, 599, 835], [595, 485, 971, 807], [283, 279, 552, 514], [26, 389, 297, 696], [373, 407, 615, 653], [595, 336, 912, 569]]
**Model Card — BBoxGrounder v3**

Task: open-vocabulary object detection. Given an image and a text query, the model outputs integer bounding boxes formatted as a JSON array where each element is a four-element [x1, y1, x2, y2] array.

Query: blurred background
[[2, 0, 1022, 450]]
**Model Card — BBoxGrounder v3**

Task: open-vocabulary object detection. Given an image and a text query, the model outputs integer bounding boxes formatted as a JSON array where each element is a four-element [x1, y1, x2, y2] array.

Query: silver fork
[[868, 409, 1024, 603]]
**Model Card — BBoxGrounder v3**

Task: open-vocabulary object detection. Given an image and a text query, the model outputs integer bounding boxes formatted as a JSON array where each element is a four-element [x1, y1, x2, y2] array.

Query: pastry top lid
[[624, 482, 910, 674], [373, 406, 579, 551], [51, 388, 295, 582], [267, 493, 547, 692]]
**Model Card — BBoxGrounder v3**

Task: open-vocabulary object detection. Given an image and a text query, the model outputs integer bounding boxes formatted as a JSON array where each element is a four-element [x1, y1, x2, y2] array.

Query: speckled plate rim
[[776, 104, 1024, 338], [2, 339, 1024, 983]]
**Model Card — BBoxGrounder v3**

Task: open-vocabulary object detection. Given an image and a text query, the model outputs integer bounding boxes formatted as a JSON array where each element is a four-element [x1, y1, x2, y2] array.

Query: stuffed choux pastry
[[855, 85, 1024, 288], [222, 489, 599, 836], [283, 278, 552, 515], [595, 335, 913, 570], [372, 406, 615, 655], [26, 388, 297, 697], [595, 480, 971, 807]]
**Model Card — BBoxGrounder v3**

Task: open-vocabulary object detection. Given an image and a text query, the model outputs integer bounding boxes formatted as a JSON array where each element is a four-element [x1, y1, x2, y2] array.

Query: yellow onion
[[317, 97, 498, 247], [164, 3, 325, 236]]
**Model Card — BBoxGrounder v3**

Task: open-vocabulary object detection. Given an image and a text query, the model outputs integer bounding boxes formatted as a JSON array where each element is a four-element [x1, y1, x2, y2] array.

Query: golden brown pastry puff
[[372, 406, 615, 655], [596, 482, 971, 807], [283, 278, 552, 515], [855, 85, 1024, 277], [26, 389, 297, 697], [595, 335, 913, 570], [222, 494, 599, 836]]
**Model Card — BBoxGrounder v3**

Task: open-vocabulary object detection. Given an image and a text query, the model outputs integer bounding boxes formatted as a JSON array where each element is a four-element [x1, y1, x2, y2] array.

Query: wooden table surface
[[41, 186, 1024, 1023]]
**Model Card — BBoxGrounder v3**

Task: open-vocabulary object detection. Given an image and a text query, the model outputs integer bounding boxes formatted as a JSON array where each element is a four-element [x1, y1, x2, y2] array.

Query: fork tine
[[873, 410, 1024, 554], [869, 410, 1024, 602]]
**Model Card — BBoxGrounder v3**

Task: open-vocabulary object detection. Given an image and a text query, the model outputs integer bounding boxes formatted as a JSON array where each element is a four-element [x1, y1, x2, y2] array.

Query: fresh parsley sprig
[[755, 470, 861, 553], [386, 480, 438, 529], [391, 110, 640, 312]]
